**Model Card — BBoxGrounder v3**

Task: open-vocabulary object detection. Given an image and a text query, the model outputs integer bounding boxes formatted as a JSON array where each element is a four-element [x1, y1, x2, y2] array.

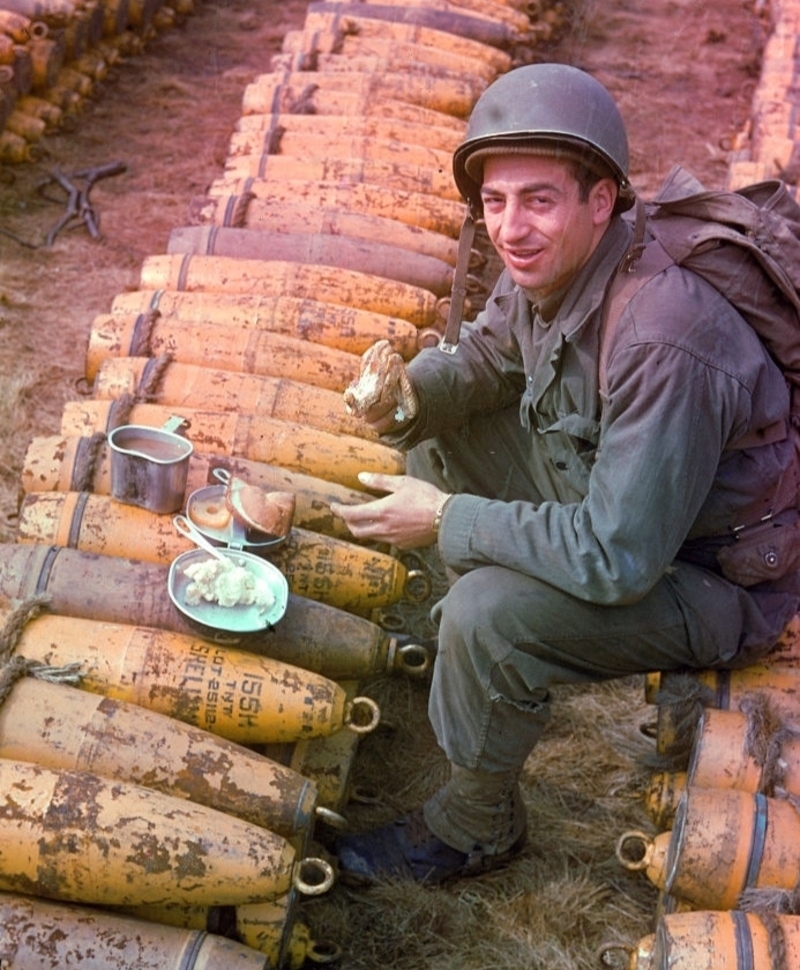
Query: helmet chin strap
[[439, 203, 477, 355]]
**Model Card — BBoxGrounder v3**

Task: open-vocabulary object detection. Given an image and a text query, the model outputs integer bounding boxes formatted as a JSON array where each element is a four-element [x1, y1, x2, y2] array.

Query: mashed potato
[[183, 556, 276, 609]]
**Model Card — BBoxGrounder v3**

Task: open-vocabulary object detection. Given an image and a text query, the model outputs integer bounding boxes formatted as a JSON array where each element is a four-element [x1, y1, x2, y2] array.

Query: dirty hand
[[343, 340, 419, 434], [330, 473, 448, 549]]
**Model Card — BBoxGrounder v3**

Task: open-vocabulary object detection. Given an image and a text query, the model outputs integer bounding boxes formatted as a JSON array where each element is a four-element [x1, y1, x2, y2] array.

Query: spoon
[[173, 514, 230, 563]]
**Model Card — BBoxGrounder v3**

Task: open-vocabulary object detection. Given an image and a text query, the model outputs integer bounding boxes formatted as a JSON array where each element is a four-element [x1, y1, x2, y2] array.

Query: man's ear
[[590, 178, 618, 224]]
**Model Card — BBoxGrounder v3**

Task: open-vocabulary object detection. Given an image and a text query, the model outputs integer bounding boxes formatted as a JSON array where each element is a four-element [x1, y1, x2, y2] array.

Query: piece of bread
[[225, 476, 296, 538], [190, 496, 232, 531]]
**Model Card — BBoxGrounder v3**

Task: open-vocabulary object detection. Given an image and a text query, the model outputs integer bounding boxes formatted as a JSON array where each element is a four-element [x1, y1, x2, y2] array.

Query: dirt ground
[[0, 0, 771, 966]]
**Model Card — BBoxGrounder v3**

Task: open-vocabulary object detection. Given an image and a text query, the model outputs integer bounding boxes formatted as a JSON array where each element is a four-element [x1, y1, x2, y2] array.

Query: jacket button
[[764, 550, 779, 569]]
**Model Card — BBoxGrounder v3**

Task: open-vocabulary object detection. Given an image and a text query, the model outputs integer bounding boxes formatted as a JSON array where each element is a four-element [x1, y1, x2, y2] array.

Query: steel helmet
[[453, 63, 633, 212]]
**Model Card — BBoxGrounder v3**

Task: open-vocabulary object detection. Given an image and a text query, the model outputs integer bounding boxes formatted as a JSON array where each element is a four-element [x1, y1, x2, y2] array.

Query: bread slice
[[190, 495, 232, 531], [224, 475, 296, 539]]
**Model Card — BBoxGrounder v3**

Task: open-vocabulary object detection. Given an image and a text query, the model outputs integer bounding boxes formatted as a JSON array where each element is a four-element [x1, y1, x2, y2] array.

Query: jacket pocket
[[716, 517, 800, 587]]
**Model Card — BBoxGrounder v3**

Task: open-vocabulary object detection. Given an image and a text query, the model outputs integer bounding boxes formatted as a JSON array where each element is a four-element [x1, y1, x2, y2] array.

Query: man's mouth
[[504, 246, 544, 269]]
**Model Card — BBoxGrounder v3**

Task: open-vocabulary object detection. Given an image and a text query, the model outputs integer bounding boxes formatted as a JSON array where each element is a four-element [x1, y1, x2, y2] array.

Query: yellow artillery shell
[[0, 892, 273, 969], [234, 109, 464, 152], [0, 130, 33, 163], [279, 48, 487, 86], [0, 677, 317, 841], [278, 28, 506, 82], [205, 175, 466, 238], [222, 150, 460, 202], [643, 770, 687, 831], [655, 910, 800, 970], [14, 93, 64, 129], [618, 787, 800, 910], [166, 226, 457, 300], [59, 400, 405, 491], [91, 355, 374, 442], [264, 679, 365, 813], [688, 706, 800, 798], [654, 663, 800, 754], [237, 896, 343, 968], [300, 7, 513, 70], [16, 490, 415, 614], [267, 527, 414, 613], [2, 605, 377, 743], [242, 68, 483, 119], [242, 75, 469, 132], [321, 0, 532, 33], [120, 893, 338, 970], [190, 193, 460, 269], [666, 787, 800, 910], [268, 42, 486, 88], [4, 106, 46, 142], [0, 759, 298, 907], [0, 10, 40, 44], [138, 253, 441, 327], [227, 125, 454, 172], [108, 289, 424, 358], [85, 314, 362, 391]]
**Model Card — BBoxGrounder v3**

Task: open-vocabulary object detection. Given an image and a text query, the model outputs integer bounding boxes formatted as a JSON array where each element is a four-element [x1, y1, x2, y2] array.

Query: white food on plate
[[183, 557, 276, 609]]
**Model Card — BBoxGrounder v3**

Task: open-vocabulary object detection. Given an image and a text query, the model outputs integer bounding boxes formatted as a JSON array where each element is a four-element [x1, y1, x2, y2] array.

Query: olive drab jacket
[[390, 216, 800, 628]]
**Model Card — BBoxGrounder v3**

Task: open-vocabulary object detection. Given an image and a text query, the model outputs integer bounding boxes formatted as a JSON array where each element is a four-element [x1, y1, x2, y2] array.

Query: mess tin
[[185, 468, 288, 555], [108, 416, 192, 514], [168, 546, 289, 640]]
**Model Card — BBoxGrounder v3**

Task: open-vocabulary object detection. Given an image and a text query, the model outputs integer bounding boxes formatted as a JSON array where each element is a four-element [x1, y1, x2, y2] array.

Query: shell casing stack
[[726, 0, 800, 193], [615, 610, 800, 968], [2, 0, 566, 963], [0, 0, 197, 161]]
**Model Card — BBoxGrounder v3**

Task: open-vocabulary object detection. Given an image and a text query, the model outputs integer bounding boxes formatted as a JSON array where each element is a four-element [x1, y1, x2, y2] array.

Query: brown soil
[[0, 0, 769, 966]]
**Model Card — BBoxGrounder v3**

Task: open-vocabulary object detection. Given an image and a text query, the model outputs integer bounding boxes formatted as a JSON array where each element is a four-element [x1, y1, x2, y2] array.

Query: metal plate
[[168, 547, 289, 634]]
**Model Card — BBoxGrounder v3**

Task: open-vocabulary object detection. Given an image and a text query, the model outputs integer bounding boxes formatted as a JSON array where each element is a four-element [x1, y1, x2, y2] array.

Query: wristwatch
[[432, 494, 453, 534]]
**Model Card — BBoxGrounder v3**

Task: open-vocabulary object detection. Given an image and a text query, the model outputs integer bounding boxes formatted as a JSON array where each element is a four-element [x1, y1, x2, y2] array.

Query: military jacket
[[394, 217, 799, 611]]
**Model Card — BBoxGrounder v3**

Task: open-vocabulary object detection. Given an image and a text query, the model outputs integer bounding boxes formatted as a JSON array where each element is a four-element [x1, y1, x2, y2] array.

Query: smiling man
[[480, 153, 615, 298], [331, 63, 800, 886]]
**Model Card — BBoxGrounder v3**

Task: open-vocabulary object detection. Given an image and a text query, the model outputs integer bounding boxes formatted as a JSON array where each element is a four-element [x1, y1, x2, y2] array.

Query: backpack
[[600, 165, 800, 587]]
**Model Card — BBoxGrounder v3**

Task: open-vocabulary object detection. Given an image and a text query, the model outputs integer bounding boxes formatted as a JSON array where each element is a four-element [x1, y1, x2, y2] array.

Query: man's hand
[[343, 340, 419, 434], [330, 473, 448, 549]]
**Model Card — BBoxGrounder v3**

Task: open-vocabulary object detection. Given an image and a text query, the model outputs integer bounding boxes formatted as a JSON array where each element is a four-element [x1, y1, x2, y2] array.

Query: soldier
[[331, 63, 800, 885]]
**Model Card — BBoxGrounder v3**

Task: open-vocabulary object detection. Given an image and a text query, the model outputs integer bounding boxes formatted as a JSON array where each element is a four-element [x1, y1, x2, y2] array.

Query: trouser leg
[[429, 562, 765, 775], [405, 409, 787, 857], [423, 764, 526, 856], [417, 560, 765, 855]]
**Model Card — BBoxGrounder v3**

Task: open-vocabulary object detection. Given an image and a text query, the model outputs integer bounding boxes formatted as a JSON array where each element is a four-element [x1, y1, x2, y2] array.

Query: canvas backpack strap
[[599, 200, 674, 399]]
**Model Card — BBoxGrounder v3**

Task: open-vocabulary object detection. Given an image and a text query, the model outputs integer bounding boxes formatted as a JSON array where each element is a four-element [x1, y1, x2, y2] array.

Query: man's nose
[[496, 198, 529, 243]]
